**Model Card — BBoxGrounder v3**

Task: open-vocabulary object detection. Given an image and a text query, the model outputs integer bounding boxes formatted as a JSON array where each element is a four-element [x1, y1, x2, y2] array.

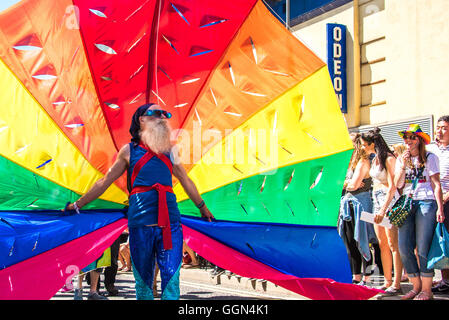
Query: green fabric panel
[[0, 156, 125, 211], [178, 149, 352, 227]]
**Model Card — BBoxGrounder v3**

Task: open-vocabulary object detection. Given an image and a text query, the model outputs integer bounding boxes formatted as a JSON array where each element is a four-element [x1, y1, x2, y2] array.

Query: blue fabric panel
[[181, 216, 352, 283], [0, 209, 126, 270]]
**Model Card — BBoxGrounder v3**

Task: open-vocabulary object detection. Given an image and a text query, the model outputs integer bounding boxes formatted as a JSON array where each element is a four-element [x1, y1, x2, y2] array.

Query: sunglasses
[[145, 109, 172, 119], [403, 134, 418, 141]]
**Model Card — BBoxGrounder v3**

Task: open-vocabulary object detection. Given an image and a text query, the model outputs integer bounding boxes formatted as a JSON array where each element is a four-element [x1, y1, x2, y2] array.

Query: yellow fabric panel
[[0, 58, 127, 204], [174, 66, 353, 201]]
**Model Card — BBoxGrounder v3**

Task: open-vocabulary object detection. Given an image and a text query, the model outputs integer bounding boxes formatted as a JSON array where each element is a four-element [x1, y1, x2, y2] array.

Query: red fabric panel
[[0, 0, 127, 193], [74, 0, 157, 150], [74, 0, 257, 149]]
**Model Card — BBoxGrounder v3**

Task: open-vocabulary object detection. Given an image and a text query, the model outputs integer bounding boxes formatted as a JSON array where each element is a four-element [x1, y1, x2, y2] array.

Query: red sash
[[130, 142, 174, 250]]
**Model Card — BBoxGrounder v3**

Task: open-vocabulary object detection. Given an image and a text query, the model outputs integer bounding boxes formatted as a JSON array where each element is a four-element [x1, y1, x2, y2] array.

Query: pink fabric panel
[[0, 219, 127, 300], [183, 225, 382, 300]]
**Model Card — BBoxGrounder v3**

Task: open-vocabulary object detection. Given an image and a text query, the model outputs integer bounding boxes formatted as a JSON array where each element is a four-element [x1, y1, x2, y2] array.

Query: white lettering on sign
[[327, 23, 347, 113], [333, 27, 342, 41], [334, 77, 342, 91], [334, 59, 341, 75], [336, 93, 343, 107], [333, 43, 341, 58]]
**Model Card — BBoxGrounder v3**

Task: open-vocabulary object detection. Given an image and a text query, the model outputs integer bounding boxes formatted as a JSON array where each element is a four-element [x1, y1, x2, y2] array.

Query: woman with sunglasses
[[394, 124, 444, 300], [360, 128, 402, 296]]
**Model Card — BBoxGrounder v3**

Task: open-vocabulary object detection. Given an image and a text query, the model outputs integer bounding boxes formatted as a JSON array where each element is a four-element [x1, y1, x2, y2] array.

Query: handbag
[[387, 174, 419, 228], [427, 223, 449, 270]]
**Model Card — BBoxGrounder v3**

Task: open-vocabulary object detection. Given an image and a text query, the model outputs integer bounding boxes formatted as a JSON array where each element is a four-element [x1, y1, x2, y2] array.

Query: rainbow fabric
[[0, 0, 379, 299]]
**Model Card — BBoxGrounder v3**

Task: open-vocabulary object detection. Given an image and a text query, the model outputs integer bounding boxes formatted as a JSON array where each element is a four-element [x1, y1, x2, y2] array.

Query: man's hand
[[437, 207, 445, 223], [200, 205, 214, 222]]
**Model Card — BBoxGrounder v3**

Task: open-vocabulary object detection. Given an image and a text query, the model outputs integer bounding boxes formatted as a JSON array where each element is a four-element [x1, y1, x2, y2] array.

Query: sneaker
[[431, 280, 449, 294], [87, 292, 109, 300], [74, 289, 83, 300], [105, 284, 119, 296], [210, 267, 225, 277]]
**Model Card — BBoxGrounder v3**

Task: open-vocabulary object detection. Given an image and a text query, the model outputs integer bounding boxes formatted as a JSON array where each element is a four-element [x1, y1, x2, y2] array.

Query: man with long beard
[[67, 103, 214, 300]]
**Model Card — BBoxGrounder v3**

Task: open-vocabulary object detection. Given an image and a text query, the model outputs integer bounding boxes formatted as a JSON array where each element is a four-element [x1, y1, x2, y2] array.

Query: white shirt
[[427, 142, 449, 193], [396, 152, 440, 200]]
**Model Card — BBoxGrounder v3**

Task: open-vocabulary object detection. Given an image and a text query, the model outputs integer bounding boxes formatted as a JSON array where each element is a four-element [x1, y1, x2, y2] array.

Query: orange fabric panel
[[0, 0, 127, 193], [177, 1, 325, 172]]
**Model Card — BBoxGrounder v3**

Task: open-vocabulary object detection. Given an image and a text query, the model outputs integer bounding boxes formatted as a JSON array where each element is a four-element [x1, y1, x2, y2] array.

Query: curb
[[179, 268, 307, 300]]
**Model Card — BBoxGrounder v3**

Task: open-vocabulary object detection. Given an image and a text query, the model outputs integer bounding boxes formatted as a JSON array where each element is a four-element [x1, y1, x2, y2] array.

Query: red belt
[[131, 183, 174, 250]]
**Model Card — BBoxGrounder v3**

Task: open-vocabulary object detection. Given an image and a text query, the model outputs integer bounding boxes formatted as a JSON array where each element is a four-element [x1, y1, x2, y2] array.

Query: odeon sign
[[327, 23, 347, 114]]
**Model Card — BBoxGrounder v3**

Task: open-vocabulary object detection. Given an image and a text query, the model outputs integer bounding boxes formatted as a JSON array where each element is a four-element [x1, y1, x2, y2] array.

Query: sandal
[[401, 289, 419, 300], [414, 291, 434, 300], [379, 281, 393, 291], [380, 286, 403, 296]]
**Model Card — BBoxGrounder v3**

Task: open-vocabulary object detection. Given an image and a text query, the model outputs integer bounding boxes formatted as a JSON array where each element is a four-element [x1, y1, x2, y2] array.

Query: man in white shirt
[[429, 116, 449, 294]]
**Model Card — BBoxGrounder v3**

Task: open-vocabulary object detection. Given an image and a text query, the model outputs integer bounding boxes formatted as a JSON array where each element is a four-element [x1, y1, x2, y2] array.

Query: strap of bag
[[408, 174, 419, 197]]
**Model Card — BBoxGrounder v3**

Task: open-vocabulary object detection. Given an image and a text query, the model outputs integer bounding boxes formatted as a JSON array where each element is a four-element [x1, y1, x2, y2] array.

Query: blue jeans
[[398, 200, 437, 278]]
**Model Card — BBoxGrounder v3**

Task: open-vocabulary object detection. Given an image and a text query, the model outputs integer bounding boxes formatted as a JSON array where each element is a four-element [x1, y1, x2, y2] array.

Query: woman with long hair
[[339, 133, 376, 285], [360, 128, 402, 296], [394, 124, 445, 300]]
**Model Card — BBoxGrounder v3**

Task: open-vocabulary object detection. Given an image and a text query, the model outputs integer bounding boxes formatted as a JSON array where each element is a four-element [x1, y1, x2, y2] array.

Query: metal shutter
[[349, 115, 434, 146]]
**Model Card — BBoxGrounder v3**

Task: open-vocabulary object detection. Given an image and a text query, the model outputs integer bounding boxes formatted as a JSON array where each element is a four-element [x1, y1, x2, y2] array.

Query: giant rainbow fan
[[0, 0, 379, 300]]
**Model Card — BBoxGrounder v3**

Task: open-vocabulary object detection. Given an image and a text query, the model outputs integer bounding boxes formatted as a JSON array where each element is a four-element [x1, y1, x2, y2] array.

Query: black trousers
[[86, 237, 120, 289], [341, 203, 383, 276]]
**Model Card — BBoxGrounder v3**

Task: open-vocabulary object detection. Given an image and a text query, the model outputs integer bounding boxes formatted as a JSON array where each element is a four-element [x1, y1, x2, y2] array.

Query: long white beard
[[139, 119, 172, 154]]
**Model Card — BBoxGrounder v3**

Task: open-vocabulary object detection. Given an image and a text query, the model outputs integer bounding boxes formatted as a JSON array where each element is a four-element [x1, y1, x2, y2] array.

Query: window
[[265, 0, 352, 26], [350, 116, 434, 147]]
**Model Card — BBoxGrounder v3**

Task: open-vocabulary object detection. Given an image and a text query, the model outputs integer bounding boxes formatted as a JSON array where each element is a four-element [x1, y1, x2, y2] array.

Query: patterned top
[[396, 152, 440, 200]]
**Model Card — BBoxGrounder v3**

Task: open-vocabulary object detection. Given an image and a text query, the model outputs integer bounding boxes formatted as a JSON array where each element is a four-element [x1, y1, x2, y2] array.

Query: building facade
[[270, 0, 449, 144]]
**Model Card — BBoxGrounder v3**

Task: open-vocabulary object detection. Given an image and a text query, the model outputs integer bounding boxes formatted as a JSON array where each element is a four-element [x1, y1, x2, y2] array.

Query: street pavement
[[52, 267, 449, 300], [52, 267, 303, 300]]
